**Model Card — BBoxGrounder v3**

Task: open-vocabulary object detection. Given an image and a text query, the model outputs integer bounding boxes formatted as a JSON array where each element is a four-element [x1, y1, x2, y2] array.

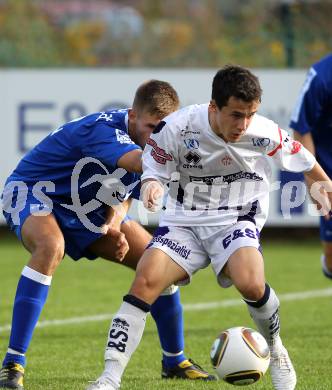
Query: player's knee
[[130, 274, 160, 302], [324, 247, 332, 259], [239, 280, 265, 301], [32, 238, 65, 270]]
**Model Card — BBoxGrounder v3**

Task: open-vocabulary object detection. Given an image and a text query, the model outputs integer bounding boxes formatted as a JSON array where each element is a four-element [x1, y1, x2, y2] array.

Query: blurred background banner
[[0, 68, 316, 226]]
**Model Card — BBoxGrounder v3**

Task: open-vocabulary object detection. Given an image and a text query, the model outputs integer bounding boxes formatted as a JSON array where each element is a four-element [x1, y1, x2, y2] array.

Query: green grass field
[[0, 233, 331, 390]]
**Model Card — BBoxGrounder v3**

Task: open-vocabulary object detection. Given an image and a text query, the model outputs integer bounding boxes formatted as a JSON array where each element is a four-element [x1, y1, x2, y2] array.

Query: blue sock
[[150, 287, 186, 367], [3, 267, 51, 368]]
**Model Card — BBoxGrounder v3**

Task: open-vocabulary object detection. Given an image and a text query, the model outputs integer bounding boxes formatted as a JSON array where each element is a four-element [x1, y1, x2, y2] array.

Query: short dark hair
[[133, 79, 180, 117], [212, 65, 262, 109]]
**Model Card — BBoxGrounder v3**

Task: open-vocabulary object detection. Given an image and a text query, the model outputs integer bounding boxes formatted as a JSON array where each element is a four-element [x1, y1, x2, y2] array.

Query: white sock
[[245, 286, 280, 345], [103, 301, 148, 388]]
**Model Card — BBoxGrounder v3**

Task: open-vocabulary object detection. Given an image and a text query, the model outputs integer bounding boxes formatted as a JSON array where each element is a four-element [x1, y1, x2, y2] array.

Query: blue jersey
[[3, 109, 142, 260], [289, 54, 332, 176], [7, 109, 141, 204]]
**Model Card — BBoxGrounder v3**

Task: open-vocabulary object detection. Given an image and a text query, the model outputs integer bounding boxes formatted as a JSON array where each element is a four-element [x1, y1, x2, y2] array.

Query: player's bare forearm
[[305, 162, 332, 219], [104, 199, 132, 231], [293, 131, 317, 189], [305, 162, 331, 184]]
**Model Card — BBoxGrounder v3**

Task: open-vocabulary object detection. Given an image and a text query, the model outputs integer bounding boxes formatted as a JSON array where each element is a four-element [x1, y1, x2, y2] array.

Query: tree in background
[[0, 0, 62, 66], [291, 1, 332, 66], [0, 0, 331, 68]]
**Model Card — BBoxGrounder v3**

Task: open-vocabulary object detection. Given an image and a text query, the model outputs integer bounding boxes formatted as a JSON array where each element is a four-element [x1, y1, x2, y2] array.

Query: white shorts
[[147, 221, 261, 288]]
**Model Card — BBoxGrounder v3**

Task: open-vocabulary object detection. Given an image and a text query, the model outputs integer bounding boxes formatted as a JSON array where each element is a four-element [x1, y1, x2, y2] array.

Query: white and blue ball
[[210, 326, 270, 386]]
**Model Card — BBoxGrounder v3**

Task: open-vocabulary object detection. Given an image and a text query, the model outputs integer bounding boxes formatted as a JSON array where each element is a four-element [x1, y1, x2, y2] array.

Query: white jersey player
[[143, 103, 315, 230], [141, 103, 316, 292], [87, 65, 332, 390]]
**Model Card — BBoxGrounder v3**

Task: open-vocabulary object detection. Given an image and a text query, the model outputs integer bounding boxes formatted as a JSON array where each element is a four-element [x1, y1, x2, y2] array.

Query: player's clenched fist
[[110, 228, 129, 261], [141, 180, 164, 211], [101, 223, 129, 261]]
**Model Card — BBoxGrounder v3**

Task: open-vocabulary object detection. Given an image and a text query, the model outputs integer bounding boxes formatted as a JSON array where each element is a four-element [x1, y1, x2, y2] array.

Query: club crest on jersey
[[184, 139, 199, 150], [251, 137, 270, 147], [221, 154, 232, 166], [283, 138, 302, 154], [290, 140, 302, 154], [183, 151, 202, 169]]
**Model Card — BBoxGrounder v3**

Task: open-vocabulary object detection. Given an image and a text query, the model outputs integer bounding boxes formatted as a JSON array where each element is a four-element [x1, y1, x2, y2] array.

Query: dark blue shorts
[[320, 216, 332, 242], [2, 186, 130, 261]]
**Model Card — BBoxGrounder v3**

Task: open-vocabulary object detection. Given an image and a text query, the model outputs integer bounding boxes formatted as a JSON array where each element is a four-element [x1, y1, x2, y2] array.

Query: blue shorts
[[320, 216, 332, 242], [2, 186, 130, 261]]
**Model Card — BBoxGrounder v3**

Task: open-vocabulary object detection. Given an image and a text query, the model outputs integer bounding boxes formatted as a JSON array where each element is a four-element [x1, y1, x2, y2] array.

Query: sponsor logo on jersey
[[147, 138, 173, 164], [190, 171, 263, 185], [183, 151, 203, 169], [115, 129, 135, 144], [190, 175, 223, 185], [222, 171, 263, 184], [251, 137, 270, 147], [184, 151, 201, 163], [184, 139, 200, 149], [221, 154, 232, 166], [180, 126, 201, 137]]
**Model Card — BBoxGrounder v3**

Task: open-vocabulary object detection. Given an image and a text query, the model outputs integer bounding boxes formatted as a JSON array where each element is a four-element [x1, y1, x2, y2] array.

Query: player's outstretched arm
[[293, 130, 317, 193]]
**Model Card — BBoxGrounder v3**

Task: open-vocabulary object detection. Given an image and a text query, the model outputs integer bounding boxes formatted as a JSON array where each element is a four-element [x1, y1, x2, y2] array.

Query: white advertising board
[[0, 68, 317, 226]]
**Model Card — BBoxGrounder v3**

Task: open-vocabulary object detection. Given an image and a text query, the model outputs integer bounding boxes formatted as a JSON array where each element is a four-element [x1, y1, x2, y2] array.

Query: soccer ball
[[210, 326, 270, 386]]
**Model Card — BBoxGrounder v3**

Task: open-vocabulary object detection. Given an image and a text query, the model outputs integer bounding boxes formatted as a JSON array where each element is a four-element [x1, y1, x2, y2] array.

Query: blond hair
[[133, 80, 179, 117]]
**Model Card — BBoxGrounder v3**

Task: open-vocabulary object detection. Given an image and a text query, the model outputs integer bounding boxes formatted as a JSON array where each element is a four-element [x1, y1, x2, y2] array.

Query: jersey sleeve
[[129, 178, 141, 200], [266, 126, 316, 172], [81, 123, 141, 168], [141, 120, 179, 185], [289, 67, 326, 134]]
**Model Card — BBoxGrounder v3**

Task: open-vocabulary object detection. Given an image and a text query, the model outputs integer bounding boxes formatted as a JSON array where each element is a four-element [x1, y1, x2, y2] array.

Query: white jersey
[[142, 103, 316, 229]]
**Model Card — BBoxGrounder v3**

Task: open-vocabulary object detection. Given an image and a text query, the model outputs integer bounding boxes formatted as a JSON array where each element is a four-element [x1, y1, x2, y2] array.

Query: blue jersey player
[[0, 80, 215, 389], [290, 54, 332, 279]]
